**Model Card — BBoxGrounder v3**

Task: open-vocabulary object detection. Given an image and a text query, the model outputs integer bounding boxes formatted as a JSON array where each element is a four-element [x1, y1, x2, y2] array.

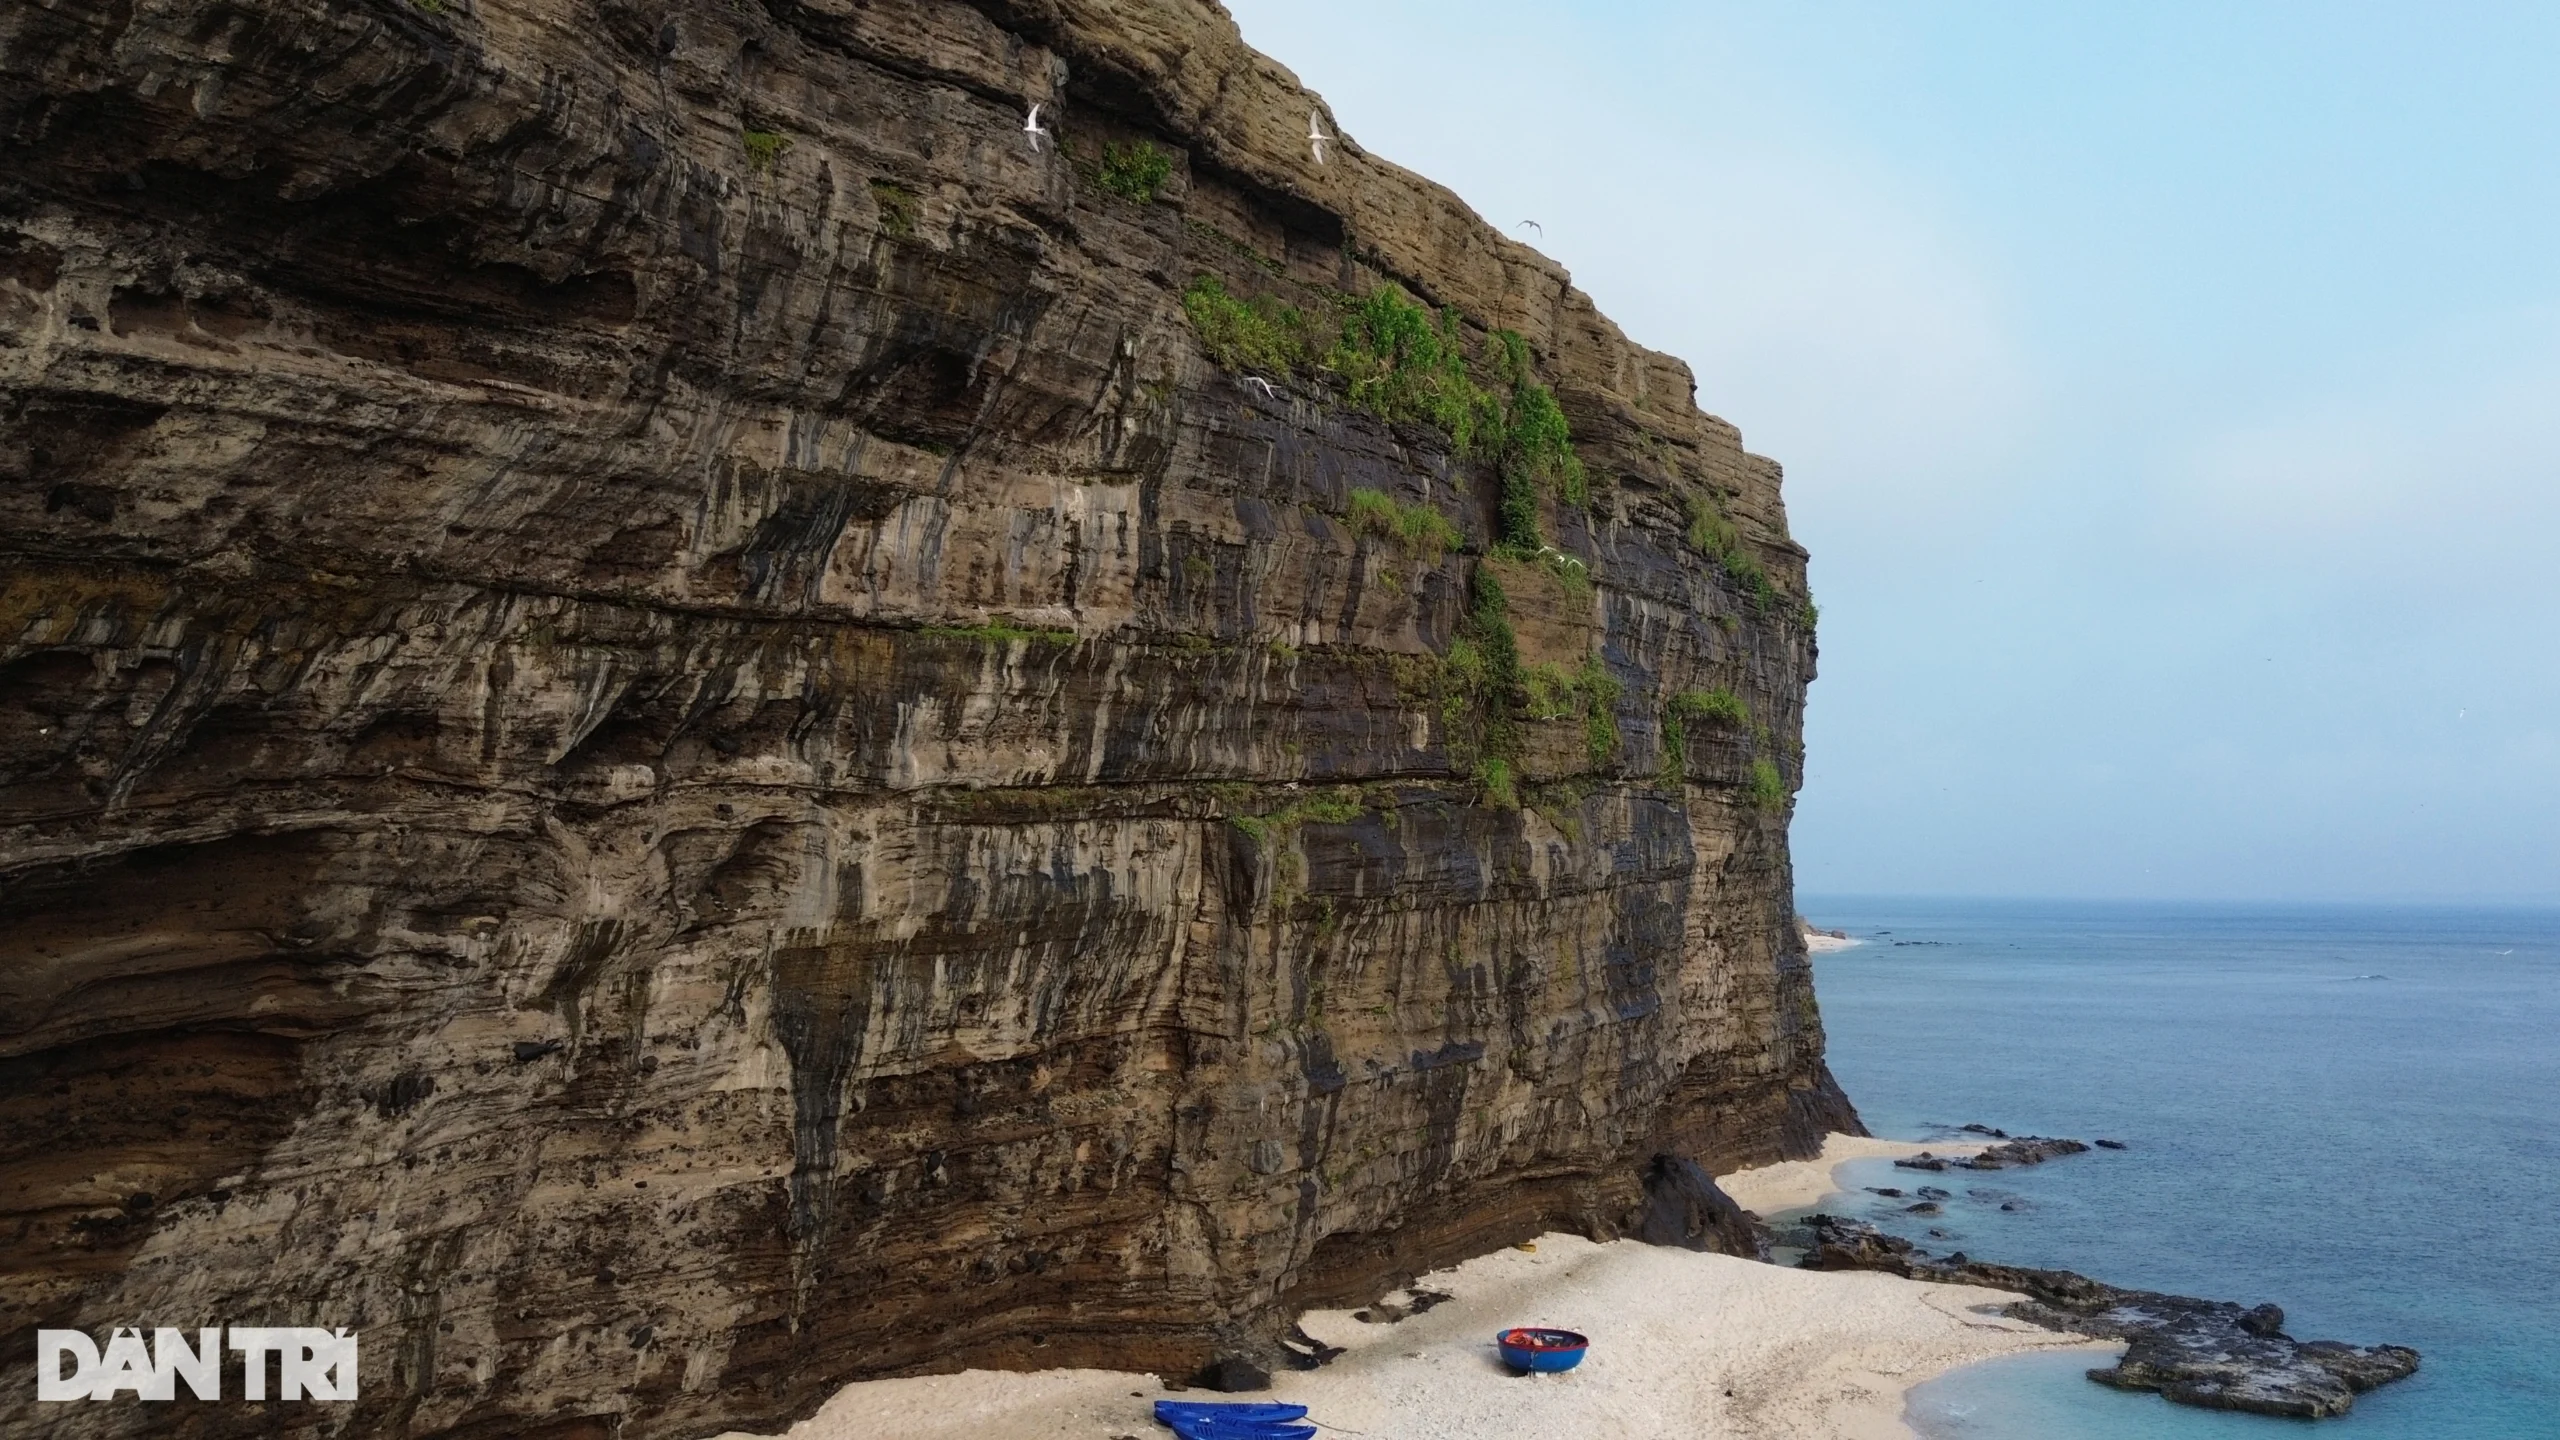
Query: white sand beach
[[1806, 931, 1864, 954], [1717, 1133, 1945, 1215], [722, 1137, 2107, 1440]]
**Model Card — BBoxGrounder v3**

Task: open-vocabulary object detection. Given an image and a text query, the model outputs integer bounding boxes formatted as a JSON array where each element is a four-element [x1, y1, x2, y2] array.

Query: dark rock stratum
[[0, 1, 1856, 1436]]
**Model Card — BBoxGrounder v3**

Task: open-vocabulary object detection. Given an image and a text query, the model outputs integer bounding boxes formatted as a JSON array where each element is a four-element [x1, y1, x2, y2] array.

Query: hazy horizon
[[1225, 0, 2560, 905]]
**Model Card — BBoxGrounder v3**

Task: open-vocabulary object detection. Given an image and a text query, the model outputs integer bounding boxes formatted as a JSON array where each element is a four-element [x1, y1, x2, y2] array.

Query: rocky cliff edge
[[0, 1, 1858, 1435]]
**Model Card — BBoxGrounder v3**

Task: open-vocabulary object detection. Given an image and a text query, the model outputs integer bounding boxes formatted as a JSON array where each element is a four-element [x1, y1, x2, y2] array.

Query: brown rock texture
[[0, 0, 1858, 1435]]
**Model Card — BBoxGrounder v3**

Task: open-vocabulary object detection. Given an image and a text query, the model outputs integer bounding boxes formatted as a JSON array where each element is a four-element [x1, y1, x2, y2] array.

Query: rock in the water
[[1799, 1217, 2420, 1419], [1899, 1134, 2090, 1172]]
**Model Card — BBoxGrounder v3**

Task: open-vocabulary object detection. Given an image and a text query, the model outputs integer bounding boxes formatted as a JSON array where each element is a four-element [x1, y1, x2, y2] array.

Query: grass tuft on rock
[[1748, 757, 1791, 812], [1346, 487, 1462, 562], [742, 129, 791, 172], [921, 620, 1077, 647], [1096, 140, 1174, 203], [1182, 276, 1314, 374]]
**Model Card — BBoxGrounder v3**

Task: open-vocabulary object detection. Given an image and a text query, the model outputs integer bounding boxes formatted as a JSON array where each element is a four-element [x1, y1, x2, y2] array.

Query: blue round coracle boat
[[1495, 1327, 1589, 1373]]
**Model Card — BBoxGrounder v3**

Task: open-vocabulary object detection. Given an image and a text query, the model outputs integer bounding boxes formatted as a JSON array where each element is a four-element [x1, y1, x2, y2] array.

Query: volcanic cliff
[[0, 1, 1856, 1435]]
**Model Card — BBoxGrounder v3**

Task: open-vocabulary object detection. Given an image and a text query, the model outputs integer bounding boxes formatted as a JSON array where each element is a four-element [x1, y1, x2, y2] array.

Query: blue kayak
[[1152, 1399, 1316, 1440], [1166, 1422, 1316, 1440], [1152, 1401, 1309, 1426]]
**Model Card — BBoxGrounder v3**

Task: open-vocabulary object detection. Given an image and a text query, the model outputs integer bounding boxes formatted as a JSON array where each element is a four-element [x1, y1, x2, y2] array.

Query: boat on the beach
[[1152, 1399, 1317, 1439]]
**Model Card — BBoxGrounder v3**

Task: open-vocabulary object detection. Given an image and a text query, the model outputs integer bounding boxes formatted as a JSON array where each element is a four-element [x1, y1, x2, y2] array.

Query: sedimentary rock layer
[[0, 1, 1852, 1435]]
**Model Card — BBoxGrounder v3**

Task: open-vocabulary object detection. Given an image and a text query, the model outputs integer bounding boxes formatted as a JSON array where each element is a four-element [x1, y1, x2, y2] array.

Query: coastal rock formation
[[1894, 1134, 2089, 1171], [1801, 1217, 2420, 1418], [0, 0, 1852, 1436]]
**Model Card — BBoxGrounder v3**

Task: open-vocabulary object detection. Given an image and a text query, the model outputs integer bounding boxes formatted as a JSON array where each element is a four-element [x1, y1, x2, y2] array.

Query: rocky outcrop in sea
[[1800, 1215, 2420, 1418]]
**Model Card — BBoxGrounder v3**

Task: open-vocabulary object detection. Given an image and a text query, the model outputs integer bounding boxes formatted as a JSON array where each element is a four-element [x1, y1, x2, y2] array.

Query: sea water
[[1797, 897, 2560, 1440]]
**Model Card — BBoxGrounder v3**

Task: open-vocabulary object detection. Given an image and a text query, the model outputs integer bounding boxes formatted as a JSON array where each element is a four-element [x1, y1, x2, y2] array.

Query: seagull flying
[[1244, 375, 1280, 400], [1023, 103, 1052, 152], [1517, 220, 1543, 234], [1308, 109, 1331, 165]]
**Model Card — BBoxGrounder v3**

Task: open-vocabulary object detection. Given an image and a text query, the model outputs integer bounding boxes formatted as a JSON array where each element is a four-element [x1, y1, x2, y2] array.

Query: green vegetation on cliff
[[921, 619, 1078, 647], [1346, 487, 1463, 562], [1445, 567, 1526, 805], [1182, 276, 1315, 374], [741, 129, 791, 172], [1748, 757, 1791, 812], [1659, 686, 1753, 785], [1096, 140, 1174, 202], [1681, 489, 1777, 612], [1182, 277, 1590, 557]]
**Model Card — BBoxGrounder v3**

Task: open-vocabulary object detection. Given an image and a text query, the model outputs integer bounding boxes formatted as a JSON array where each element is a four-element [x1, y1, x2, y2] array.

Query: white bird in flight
[[1308, 109, 1331, 165], [1023, 103, 1052, 152], [1244, 375, 1280, 400], [1517, 220, 1543, 234]]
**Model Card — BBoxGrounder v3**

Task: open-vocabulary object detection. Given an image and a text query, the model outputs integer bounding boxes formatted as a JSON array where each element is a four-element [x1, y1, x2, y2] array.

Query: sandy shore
[[1718, 1133, 1945, 1216], [1806, 931, 1864, 954], [720, 1139, 2106, 1440]]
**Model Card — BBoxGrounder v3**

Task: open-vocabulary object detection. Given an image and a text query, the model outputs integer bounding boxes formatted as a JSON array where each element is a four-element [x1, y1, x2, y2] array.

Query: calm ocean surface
[[1798, 897, 2560, 1440]]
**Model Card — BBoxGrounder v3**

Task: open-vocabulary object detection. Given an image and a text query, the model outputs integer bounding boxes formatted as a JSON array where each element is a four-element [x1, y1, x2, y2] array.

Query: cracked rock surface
[[2, 1, 1854, 1435]]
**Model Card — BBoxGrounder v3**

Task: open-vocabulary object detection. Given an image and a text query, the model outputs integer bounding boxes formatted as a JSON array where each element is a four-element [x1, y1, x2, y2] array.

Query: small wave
[[2333, 974, 2391, 982]]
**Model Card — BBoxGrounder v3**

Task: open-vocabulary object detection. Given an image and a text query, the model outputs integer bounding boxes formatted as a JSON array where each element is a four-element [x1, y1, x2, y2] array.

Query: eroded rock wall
[[0, 1, 1856, 1435]]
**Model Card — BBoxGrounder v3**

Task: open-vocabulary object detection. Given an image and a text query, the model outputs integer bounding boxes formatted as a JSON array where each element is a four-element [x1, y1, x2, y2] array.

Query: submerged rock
[[1800, 1217, 2419, 1418]]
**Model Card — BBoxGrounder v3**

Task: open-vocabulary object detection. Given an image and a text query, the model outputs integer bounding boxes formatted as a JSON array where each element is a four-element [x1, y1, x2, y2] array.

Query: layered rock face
[[0, 1, 1854, 1435]]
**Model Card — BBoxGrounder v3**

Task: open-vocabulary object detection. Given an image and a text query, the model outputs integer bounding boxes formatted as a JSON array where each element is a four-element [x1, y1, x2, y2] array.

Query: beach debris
[[1280, 1324, 1343, 1369], [1799, 1216, 2420, 1418], [1352, 1287, 1453, 1324]]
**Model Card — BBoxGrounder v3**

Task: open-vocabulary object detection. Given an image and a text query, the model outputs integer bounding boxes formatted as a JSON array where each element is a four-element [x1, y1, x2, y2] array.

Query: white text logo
[[36, 1327, 357, 1402]]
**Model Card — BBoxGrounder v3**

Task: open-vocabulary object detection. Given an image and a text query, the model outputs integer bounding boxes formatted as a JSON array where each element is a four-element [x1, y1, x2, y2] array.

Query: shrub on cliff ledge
[[1748, 757, 1790, 812], [1183, 280, 1591, 559], [1681, 488, 1776, 612], [1327, 287, 1489, 447], [1659, 686, 1752, 784], [1096, 140, 1174, 203], [1347, 487, 1462, 562], [741, 129, 791, 173], [1182, 275, 1312, 374]]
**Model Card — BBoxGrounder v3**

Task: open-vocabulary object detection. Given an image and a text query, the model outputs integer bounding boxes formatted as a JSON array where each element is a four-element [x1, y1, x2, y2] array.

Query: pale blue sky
[[1223, 1, 2560, 902]]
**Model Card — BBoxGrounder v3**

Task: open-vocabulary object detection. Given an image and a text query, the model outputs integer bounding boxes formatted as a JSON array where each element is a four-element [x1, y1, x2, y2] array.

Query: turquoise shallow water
[[1800, 897, 2560, 1440]]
